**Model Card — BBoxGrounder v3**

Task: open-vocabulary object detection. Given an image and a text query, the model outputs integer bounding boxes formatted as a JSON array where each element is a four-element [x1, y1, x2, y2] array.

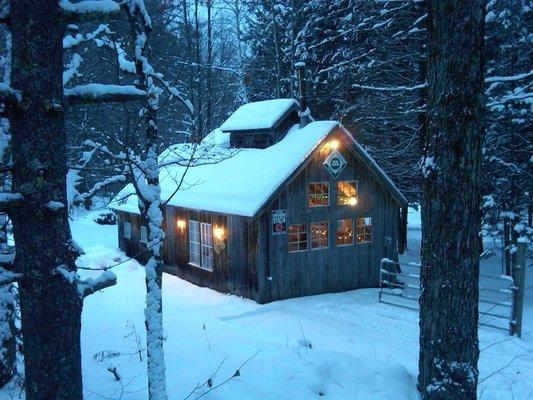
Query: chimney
[[295, 62, 311, 128]]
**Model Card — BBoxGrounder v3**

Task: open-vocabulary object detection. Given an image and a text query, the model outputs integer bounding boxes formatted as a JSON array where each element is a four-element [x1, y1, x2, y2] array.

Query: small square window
[[308, 182, 329, 207], [336, 219, 354, 246], [124, 221, 132, 239], [337, 181, 357, 205], [311, 221, 329, 249], [356, 217, 372, 243], [289, 224, 308, 252]]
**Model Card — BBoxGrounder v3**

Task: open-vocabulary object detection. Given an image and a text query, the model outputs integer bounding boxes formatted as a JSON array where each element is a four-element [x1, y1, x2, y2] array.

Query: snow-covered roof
[[219, 99, 298, 132], [111, 121, 338, 217]]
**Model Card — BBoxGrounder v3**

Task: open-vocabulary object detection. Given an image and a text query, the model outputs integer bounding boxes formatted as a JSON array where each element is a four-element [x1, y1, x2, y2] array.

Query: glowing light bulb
[[214, 227, 225, 240], [330, 139, 340, 150], [348, 197, 358, 206], [177, 219, 186, 230]]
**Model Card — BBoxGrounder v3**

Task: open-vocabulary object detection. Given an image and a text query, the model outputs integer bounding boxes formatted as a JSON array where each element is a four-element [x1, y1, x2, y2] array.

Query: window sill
[[188, 262, 213, 272]]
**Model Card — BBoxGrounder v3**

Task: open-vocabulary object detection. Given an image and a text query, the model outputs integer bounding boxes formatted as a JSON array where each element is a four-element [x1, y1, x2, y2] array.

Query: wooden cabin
[[111, 99, 408, 303]]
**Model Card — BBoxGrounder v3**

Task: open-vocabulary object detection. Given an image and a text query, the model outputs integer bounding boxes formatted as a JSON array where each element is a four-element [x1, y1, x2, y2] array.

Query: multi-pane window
[[337, 181, 357, 205], [308, 182, 329, 207], [356, 217, 372, 243], [200, 222, 214, 271], [311, 221, 329, 249], [124, 221, 132, 239], [336, 219, 354, 246], [288, 224, 308, 252], [189, 220, 201, 267], [140, 226, 148, 243]]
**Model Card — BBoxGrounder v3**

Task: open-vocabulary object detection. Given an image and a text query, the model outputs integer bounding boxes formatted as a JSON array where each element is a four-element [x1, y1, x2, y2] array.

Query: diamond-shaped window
[[324, 150, 347, 178]]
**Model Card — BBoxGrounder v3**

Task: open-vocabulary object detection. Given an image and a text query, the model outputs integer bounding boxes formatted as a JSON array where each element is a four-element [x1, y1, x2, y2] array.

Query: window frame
[[310, 221, 329, 250], [337, 180, 358, 206], [140, 226, 148, 244], [123, 221, 132, 239], [188, 219, 201, 267], [200, 222, 214, 271], [307, 181, 330, 208], [336, 218, 354, 246], [288, 224, 308, 253], [355, 217, 373, 244]]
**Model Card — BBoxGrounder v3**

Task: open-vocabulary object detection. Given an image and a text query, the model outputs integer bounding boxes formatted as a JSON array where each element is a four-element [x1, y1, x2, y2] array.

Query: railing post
[[510, 241, 527, 337], [379, 258, 384, 303]]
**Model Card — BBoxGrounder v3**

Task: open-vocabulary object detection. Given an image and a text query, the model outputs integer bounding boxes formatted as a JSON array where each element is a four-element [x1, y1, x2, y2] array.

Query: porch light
[[214, 226, 226, 241], [330, 139, 340, 150], [348, 197, 358, 206], [177, 219, 186, 230]]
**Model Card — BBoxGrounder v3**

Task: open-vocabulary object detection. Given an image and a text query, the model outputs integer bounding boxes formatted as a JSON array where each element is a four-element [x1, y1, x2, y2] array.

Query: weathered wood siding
[[256, 129, 401, 302], [117, 207, 260, 300], [116, 211, 149, 264]]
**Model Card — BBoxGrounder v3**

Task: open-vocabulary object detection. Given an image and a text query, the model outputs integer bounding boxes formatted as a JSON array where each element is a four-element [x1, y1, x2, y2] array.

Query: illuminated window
[[308, 182, 329, 207], [289, 224, 308, 252], [311, 221, 329, 249], [140, 226, 148, 243], [336, 219, 354, 246], [124, 221, 132, 239], [200, 222, 214, 270], [355, 217, 372, 243], [337, 181, 357, 205]]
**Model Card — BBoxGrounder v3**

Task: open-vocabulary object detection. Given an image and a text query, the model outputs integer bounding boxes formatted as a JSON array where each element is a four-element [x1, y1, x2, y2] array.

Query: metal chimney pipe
[[295, 61, 310, 128]]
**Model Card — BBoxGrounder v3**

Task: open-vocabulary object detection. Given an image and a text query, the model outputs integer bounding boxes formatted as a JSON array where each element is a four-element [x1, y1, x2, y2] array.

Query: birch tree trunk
[[127, 4, 168, 399], [8, 1, 84, 398], [418, 1, 485, 399]]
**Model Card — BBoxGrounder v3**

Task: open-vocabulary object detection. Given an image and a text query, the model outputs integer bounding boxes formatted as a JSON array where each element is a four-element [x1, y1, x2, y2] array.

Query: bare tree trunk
[[8, 1, 84, 399], [206, 0, 213, 132], [418, 1, 485, 399]]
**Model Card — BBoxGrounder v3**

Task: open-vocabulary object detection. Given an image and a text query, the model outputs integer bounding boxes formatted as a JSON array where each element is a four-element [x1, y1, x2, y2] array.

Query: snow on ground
[[1, 209, 532, 399]]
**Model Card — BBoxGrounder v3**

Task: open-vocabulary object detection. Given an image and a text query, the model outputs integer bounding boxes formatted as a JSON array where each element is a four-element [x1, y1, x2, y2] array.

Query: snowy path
[[1, 211, 531, 399]]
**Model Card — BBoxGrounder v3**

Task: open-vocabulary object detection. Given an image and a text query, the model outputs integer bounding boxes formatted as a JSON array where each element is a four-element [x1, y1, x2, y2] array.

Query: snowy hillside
[[2, 210, 529, 400]]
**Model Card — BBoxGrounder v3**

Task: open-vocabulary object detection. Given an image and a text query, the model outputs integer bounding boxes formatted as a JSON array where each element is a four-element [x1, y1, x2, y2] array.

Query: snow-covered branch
[[0, 192, 23, 209], [352, 83, 427, 91], [0, 268, 20, 286], [0, 83, 21, 104], [485, 69, 533, 83], [55, 266, 117, 298], [64, 84, 146, 105], [59, 0, 121, 21]]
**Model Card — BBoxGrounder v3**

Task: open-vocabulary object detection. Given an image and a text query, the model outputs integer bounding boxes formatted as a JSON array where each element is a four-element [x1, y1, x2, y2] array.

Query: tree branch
[[64, 84, 146, 105], [0, 83, 22, 104], [59, 0, 121, 22], [55, 265, 117, 298]]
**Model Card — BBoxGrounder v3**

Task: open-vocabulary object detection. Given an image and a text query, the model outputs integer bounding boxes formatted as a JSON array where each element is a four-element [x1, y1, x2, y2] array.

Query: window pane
[[355, 217, 372, 243], [311, 222, 328, 249], [200, 223, 214, 271], [189, 220, 201, 266], [308, 182, 329, 207], [288, 224, 307, 252], [337, 181, 357, 205], [140, 226, 148, 243], [336, 219, 353, 245], [124, 222, 132, 239]]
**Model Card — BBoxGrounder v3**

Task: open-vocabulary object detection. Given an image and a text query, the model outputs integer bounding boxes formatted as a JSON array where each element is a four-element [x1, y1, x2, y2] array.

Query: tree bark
[[419, 1, 485, 399], [8, 1, 84, 399], [127, 5, 168, 399]]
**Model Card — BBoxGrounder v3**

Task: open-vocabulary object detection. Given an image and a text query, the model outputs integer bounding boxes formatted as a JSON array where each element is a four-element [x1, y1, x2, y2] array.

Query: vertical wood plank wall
[[257, 131, 400, 302], [116, 130, 402, 304]]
